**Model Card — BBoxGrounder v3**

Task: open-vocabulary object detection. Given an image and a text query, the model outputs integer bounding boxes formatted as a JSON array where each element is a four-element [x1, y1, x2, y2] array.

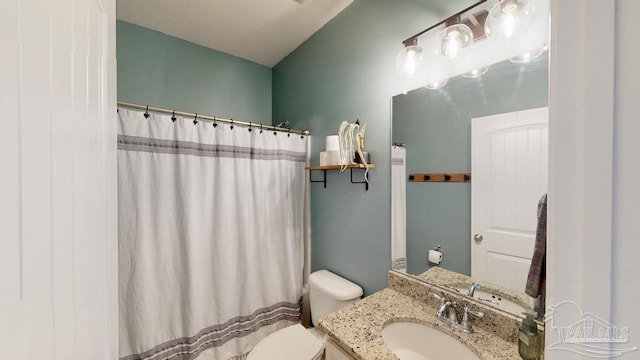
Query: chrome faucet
[[429, 291, 484, 333], [466, 282, 481, 297], [429, 292, 460, 326], [460, 306, 485, 333], [437, 301, 460, 325]]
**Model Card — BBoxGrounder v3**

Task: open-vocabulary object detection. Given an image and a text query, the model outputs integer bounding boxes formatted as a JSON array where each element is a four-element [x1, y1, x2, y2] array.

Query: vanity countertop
[[318, 287, 521, 360]]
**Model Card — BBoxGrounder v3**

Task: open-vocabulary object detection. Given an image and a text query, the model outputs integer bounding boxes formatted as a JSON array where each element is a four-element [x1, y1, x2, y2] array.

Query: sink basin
[[381, 322, 480, 360]]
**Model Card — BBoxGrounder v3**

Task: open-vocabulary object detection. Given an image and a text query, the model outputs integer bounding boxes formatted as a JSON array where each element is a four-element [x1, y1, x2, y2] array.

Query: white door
[[0, 0, 117, 359], [471, 107, 548, 292]]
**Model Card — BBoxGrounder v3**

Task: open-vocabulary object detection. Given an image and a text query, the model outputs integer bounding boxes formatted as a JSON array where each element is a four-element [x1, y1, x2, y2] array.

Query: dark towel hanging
[[526, 193, 547, 319]]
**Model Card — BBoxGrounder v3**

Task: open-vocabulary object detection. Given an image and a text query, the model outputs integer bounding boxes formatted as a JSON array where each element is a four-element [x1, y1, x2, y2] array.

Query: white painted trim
[[547, 1, 615, 359]]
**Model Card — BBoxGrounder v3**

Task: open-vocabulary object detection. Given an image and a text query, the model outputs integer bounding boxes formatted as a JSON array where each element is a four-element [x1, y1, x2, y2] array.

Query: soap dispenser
[[518, 310, 541, 360]]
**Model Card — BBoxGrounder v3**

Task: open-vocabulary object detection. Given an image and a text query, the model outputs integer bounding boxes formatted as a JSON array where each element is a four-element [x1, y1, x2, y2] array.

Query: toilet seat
[[247, 324, 324, 360]]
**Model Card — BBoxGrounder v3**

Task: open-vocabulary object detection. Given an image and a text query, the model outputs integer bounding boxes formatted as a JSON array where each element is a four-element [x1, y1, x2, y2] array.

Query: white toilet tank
[[309, 270, 363, 326]]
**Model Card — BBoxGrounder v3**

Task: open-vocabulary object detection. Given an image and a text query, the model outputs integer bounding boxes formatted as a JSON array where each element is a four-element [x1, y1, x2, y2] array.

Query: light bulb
[[446, 30, 461, 59], [485, 0, 536, 42], [396, 44, 424, 78], [502, 13, 516, 39], [405, 49, 419, 76], [437, 24, 474, 61]]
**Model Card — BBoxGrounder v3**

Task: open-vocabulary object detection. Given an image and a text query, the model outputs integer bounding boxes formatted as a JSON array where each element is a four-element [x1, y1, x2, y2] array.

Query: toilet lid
[[247, 324, 324, 360]]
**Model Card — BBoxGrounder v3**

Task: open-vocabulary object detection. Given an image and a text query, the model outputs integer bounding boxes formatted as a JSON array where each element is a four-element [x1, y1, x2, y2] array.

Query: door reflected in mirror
[[391, 52, 548, 318]]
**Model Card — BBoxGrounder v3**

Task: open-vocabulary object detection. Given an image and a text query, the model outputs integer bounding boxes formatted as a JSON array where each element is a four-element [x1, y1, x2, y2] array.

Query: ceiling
[[116, 0, 354, 67]]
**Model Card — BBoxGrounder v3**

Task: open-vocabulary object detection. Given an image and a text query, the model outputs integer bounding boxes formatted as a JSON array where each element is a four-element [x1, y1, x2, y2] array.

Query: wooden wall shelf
[[408, 173, 471, 183], [306, 164, 376, 190], [305, 164, 376, 171]]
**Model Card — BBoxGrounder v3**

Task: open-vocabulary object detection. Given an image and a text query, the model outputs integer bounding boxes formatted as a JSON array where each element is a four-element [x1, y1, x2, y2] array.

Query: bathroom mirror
[[390, 52, 548, 318]]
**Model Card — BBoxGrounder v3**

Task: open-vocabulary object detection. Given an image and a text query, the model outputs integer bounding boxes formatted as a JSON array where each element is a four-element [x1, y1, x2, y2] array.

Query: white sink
[[381, 322, 480, 360]]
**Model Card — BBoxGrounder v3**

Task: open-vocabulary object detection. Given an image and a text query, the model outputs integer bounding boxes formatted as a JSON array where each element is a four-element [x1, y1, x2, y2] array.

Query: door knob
[[473, 234, 483, 242]]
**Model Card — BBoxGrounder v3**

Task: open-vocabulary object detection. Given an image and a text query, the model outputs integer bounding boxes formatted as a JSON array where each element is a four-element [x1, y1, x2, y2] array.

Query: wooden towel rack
[[408, 173, 471, 183]]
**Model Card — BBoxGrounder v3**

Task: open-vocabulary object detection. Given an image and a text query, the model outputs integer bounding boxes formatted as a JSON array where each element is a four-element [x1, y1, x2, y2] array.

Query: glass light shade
[[436, 24, 474, 60], [396, 45, 424, 78], [425, 79, 448, 90], [485, 0, 536, 42], [463, 67, 489, 78], [510, 48, 544, 63]]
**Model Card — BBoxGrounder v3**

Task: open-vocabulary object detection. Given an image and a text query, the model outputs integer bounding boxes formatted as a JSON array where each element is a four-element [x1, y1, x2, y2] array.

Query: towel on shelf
[[526, 193, 547, 319]]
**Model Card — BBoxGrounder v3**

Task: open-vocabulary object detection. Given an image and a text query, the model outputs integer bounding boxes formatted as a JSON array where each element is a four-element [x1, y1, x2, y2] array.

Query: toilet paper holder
[[428, 245, 444, 265]]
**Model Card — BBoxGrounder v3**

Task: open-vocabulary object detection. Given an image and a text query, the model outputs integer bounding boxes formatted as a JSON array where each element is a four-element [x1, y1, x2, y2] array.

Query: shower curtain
[[391, 145, 406, 272], [117, 109, 308, 360]]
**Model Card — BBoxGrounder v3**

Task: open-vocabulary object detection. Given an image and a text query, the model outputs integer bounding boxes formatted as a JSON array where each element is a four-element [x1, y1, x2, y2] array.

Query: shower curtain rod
[[117, 102, 310, 136]]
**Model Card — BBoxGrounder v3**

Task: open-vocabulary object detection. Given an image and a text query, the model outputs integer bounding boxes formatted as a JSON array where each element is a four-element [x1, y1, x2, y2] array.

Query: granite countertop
[[318, 288, 521, 360]]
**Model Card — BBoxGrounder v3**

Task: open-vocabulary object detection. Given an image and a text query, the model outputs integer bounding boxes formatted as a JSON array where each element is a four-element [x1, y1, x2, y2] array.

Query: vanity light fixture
[[396, 0, 538, 79], [485, 0, 536, 41], [396, 0, 488, 78]]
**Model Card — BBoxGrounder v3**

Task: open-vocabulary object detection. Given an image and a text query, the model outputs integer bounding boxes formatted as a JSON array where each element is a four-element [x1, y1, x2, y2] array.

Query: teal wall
[[272, 0, 453, 295], [393, 56, 549, 276], [117, 21, 272, 124], [117, 3, 548, 296]]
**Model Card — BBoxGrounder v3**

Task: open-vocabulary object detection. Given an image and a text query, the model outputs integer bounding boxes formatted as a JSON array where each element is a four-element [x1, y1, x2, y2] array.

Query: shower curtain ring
[[212, 116, 218, 128], [144, 105, 150, 119], [248, 122, 252, 132], [193, 113, 198, 125], [287, 129, 291, 137], [260, 124, 263, 134], [230, 119, 234, 130], [171, 110, 177, 122]]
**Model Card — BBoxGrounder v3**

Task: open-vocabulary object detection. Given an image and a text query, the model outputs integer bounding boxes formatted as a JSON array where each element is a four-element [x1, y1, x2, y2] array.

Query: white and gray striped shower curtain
[[117, 109, 308, 360]]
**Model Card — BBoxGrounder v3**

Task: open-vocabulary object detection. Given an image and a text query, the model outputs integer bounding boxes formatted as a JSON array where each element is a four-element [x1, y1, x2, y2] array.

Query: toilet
[[247, 270, 363, 360]]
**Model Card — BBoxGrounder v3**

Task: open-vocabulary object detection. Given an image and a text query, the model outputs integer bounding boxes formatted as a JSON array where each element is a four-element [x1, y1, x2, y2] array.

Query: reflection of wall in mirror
[[391, 54, 549, 277]]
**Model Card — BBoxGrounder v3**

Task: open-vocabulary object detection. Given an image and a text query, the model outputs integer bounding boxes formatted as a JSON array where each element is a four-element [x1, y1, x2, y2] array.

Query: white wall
[[548, 1, 640, 358], [612, 0, 640, 351], [0, 0, 118, 358]]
